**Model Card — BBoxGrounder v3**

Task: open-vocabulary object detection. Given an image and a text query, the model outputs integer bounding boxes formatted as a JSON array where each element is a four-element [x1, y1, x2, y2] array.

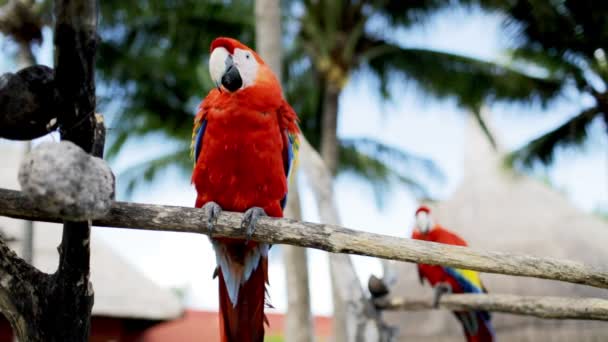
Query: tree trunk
[[315, 81, 395, 341], [320, 85, 340, 175], [255, 0, 282, 81], [318, 83, 350, 342], [255, 1, 314, 341], [42, 0, 99, 338], [284, 184, 314, 342], [299, 138, 395, 342]]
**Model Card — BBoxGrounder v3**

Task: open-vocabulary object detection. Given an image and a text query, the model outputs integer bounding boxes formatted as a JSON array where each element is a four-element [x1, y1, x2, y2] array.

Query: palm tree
[[268, 1, 577, 223], [474, 0, 608, 168], [282, 2, 565, 340], [95, 0, 255, 192], [97, 0, 445, 198]]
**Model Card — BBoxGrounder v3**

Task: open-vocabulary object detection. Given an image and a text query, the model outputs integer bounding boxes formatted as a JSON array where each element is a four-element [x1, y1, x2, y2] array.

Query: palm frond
[[116, 145, 190, 197], [504, 106, 602, 169], [476, 0, 608, 61], [97, 0, 254, 158], [370, 0, 458, 28], [338, 138, 443, 204], [472, 109, 497, 150], [361, 38, 565, 108], [508, 47, 587, 88]]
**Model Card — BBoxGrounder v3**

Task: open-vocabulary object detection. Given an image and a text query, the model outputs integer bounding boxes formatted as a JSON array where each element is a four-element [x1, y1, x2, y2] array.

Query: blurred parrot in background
[[191, 37, 299, 342], [412, 205, 495, 342]]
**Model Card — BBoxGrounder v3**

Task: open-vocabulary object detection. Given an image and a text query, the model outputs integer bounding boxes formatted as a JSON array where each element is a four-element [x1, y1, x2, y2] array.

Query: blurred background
[[0, 0, 607, 341]]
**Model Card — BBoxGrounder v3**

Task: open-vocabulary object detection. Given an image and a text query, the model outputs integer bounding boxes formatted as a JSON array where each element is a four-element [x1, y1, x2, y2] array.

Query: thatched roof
[[386, 114, 608, 341], [0, 143, 183, 321]]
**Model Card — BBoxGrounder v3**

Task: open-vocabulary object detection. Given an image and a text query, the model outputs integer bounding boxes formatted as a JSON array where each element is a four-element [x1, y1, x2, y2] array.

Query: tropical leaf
[[338, 137, 443, 204], [97, 0, 254, 158], [471, 108, 497, 149], [116, 145, 191, 197], [362, 39, 565, 108], [504, 106, 601, 169], [508, 47, 587, 88], [476, 0, 608, 60]]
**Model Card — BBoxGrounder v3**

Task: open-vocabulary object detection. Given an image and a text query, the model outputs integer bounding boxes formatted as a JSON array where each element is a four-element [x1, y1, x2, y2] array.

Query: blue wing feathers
[[444, 267, 483, 294], [194, 119, 208, 163], [280, 130, 295, 210], [444, 267, 492, 323]]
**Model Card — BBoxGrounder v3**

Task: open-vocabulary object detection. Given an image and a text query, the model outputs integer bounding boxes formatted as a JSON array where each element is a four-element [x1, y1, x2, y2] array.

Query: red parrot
[[191, 37, 299, 342], [411, 206, 495, 342]]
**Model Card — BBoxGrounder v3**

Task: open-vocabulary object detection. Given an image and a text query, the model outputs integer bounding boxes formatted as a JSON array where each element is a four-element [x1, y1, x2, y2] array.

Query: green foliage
[[97, 0, 254, 159], [96, 0, 582, 197], [118, 144, 191, 196], [364, 42, 565, 108], [504, 107, 601, 168], [475, 0, 608, 169], [338, 137, 444, 204], [282, 40, 325, 149], [96, 0, 452, 196]]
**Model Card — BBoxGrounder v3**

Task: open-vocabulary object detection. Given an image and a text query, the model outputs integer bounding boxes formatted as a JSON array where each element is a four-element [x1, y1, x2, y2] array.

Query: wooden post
[[0, 0, 101, 340]]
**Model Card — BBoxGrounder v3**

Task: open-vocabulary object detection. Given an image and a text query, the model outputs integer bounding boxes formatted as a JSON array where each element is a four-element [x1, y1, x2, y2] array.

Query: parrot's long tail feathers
[[456, 311, 495, 342], [215, 241, 269, 342], [476, 311, 495, 342]]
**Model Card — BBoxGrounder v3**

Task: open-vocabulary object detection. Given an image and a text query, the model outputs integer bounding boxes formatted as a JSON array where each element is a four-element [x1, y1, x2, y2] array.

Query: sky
[[0, 8, 606, 316]]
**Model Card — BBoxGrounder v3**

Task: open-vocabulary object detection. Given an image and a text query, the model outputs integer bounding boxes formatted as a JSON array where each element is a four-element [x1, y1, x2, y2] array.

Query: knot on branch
[[0, 65, 58, 140], [18, 141, 115, 220]]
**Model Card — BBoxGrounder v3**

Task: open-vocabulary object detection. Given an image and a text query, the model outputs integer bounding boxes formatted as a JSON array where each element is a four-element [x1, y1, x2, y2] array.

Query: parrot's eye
[[232, 48, 259, 89]]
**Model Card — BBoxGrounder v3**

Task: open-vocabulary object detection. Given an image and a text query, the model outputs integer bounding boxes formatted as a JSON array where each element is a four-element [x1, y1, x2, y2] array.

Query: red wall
[[0, 315, 148, 342]]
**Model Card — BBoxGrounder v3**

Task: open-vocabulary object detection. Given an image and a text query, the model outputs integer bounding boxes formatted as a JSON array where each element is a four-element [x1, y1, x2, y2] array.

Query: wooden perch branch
[[374, 294, 608, 321], [1, 188, 608, 290]]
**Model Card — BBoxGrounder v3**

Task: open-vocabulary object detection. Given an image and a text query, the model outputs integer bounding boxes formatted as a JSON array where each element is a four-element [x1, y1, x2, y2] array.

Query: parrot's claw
[[241, 206, 266, 243], [202, 201, 222, 235], [432, 282, 451, 309]]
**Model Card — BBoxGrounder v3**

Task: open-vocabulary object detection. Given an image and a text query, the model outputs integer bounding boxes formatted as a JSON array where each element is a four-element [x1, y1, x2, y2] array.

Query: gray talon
[[432, 282, 451, 309], [202, 201, 222, 235], [241, 206, 266, 243]]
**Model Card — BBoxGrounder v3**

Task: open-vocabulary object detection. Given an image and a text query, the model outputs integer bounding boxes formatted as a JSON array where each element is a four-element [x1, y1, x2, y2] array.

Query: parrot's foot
[[432, 282, 452, 308], [202, 201, 222, 235], [241, 206, 267, 243]]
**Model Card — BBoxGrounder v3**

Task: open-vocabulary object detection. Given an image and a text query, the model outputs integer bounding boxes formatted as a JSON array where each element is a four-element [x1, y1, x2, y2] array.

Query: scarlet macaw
[[191, 37, 299, 342], [412, 205, 495, 342]]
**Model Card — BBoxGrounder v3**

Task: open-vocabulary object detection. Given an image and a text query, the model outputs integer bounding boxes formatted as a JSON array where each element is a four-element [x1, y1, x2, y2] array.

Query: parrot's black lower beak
[[221, 65, 242, 92]]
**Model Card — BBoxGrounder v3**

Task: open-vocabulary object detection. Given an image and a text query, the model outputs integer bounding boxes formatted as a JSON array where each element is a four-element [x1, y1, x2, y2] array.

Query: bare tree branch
[[1, 188, 608, 290], [374, 294, 608, 321], [299, 136, 395, 341]]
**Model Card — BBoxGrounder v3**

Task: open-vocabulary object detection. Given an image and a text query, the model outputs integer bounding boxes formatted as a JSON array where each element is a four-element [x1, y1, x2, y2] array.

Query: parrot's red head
[[208, 37, 279, 94], [415, 205, 433, 234]]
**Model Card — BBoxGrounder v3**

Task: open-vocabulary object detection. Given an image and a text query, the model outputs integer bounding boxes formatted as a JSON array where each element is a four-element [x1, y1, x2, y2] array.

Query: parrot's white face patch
[[416, 211, 432, 234], [208, 46, 259, 91], [232, 48, 259, 88], [209, 47, 229, 87]]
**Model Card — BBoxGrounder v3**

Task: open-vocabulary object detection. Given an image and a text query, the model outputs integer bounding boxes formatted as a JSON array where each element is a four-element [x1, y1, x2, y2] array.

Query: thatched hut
[[386, 116, 608, 341]]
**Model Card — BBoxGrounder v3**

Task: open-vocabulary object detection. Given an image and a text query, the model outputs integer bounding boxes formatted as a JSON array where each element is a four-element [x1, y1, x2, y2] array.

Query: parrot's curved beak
[[209, 46, 242, 93], [221, 63, 242, 92]]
